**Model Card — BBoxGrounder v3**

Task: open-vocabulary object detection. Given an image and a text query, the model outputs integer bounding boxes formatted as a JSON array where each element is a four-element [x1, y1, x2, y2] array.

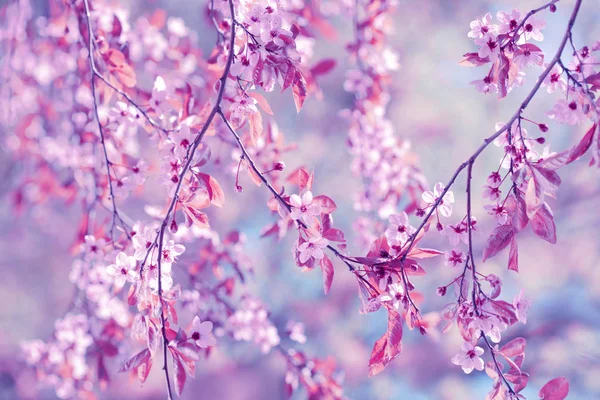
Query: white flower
[[451, 341, 485, 374], [297, 235, 329, 263], [106, 252, 137, 288], [290, 191, 321, 224], [191, 316, 216, 348]]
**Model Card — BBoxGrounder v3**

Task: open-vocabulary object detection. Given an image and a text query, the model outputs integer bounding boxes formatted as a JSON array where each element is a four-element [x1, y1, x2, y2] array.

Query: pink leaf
[[567, 123, 596, 164], [194, 172, 225, 207], [500, 337, 526, 357], [408, 247, 443, 259], [183, 206, 209, 228], [508, 237, 519, 272], [312, 195, 337, 213], [459, 52, 490, 67], [482, 225, 515, 262], [118, 348, 151, 373], [282, 63, 295, 91], [322, 228, 345, 242], [526, 171, 544, 219], [368, 307, 403, 376], [292, 71, 307, 112], [496, 53, 510, 99], [249, 110, 264, 145], [530, 203, 557, 244], [310, 58, 337, 76], [320, 256, 334, 294], [539, 377, 569, 400], [248, 92, 273, 115], [172, 353, 187, 396], [253, 56, 264, 85]]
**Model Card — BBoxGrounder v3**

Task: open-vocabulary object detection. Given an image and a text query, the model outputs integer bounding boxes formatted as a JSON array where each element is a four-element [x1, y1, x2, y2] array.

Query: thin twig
[[81, 0, 129, 240]]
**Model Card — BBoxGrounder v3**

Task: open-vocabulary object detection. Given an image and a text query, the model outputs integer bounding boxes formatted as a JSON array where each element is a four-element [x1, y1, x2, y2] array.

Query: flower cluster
[[341, 0, 426, 225]]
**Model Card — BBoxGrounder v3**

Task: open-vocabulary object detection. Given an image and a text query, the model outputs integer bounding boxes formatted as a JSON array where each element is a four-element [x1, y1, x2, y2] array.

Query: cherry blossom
[[297, 234, 329, 264], [444, 250, 465, 268], [190, 316, 217, 348], [384, 212, 415, 245], [468, 13, 495, 39], [451, 342, 485, 374], [548, 99, 586, 125], [285, 321, 307, 344], [513, 290, 532, 324], [106, 252, 137, 288], [378, 282, 405, 311], [496, 9, 521, 34], [290, 191, 321, 225], [5, 0, 596, 398], [422, 182, 455, 217], [521, 16, 546, 42]]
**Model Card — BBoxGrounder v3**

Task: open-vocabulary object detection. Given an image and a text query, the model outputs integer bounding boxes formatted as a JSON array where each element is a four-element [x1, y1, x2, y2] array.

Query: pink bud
[[274, 161, 285, 171], [549, 4, 557, 12], [538, 123, 548, 133], [437, 286, 447, 296]]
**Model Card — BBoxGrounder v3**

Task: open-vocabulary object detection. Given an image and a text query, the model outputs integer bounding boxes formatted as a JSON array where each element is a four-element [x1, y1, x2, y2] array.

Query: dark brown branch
[[81, 0, 129, 240]]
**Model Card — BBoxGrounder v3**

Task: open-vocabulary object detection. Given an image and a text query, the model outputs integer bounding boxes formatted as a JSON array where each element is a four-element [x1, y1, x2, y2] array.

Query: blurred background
[[1, 0, 600, 399]]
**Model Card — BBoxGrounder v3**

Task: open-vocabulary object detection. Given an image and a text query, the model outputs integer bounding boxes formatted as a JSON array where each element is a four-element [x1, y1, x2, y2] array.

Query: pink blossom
[[422, 182, 455, 217], [470, 76, 497, 94], [443, 222, 468, 246], [190, 316, 216, 348], [496, 9, 521, 34], [444, 249, 465, 268], [451, 341, 485, 374], [384, 212, 415, 246], [285, 321, 307, 344], [483, 185, 501, 201], [520, 16, 545, 42], [297, 234, 329, 263], [290, 191, 321, 224], [106, 252, 137, 288], [513, 290, 531, 324], [547, 99, 586, 125], [378, 282, 405, 311], [475, 35, 500, 62], [470, 316, 504, 343], [542, 64, 567, 93], [484, 203, 508, 224], [468, 13, 495, 39], [81, 235, 107, 261], [149, 76, 171, 116], [171, 123, 194, 160], [513, 46, 544, 69]]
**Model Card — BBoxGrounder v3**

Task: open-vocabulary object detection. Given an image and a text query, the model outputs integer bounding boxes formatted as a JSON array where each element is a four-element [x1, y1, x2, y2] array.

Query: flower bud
[[437, 286, 447, 296], [538, 123, 548, 133], [549, 4, 557, 12], [274, 161, 285, 171], [536, 137, 546, 144]]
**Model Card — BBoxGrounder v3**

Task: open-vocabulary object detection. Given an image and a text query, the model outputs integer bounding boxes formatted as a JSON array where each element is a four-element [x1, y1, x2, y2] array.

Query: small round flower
[[422, 182, 455, 217], [190, 316, 216, 348], [106, 252, 137, 288], [451, 341, 485, 374], [289, 191, 321, 224], [297, 234, 329, 264]]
